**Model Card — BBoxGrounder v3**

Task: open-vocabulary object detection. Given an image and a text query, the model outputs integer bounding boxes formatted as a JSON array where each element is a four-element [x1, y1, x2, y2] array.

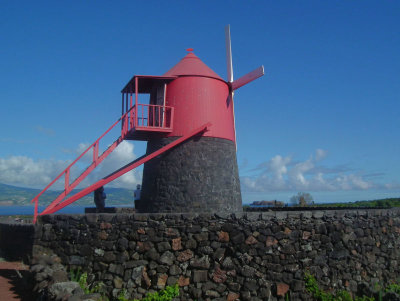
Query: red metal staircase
[[31, 103, 211, 223]]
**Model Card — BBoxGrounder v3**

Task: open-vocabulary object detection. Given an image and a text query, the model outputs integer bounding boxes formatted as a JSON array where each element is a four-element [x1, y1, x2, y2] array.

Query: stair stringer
[[36, 122, 211, 221]]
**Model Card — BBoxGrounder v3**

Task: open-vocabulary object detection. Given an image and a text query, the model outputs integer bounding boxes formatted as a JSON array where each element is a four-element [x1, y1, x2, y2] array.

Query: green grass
[[118, 284, 179, 301], [316, 198, 400, 208], [304, 272, 400, 301]]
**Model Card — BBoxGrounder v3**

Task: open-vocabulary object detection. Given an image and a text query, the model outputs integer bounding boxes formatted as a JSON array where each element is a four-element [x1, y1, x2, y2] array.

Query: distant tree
[[290, 192, 313, 207]]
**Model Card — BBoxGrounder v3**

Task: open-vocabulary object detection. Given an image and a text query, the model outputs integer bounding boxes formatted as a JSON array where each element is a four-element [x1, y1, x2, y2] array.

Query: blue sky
[[0, 1, 399, 204]]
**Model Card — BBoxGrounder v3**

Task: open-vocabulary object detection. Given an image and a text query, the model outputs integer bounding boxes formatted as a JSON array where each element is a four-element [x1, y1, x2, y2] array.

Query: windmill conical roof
[[163, 52, 223, 80]]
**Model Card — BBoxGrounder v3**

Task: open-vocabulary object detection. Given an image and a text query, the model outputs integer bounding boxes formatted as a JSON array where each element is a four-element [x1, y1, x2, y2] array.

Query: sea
[[0, 205, 134, 216], [0, 205, 87, 215]]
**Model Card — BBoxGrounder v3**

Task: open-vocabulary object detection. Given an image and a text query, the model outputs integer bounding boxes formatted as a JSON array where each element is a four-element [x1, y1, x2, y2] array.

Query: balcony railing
[[121, 104, 174, 137]]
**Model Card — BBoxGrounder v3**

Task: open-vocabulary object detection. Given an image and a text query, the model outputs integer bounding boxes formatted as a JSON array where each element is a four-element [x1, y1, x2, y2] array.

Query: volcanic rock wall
[[32, 209, 400, 300], [138, 137, 242, 213]]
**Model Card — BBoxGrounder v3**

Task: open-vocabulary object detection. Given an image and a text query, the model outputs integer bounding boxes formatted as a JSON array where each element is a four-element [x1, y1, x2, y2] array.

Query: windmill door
[[150, 84, 166, 127]]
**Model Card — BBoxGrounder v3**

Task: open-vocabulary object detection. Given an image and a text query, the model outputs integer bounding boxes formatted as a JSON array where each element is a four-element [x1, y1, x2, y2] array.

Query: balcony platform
[[123, 126, 172, 141]]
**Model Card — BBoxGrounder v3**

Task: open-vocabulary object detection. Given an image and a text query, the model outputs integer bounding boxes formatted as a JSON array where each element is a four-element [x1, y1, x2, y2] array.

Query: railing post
[[163, 83, 167, 128], [135, 77, 138, 127], [65, 168, 70, 193], [170, 107, 174, 129], [161, 106, 165, 128], [152, 106, 155, 127], [158, 106, 161, 127], [165, 107, 168, 128], [126, 114, 129, 135], [132, 106, 137, 129], [121, 115, 125, 138], [33, 197, 38, 224], [130, 93, 133, 130], [93, 141, 99, 166], [121, 93, 124, 115], [142, 105, 144, 127], [125, 92, 128, 117], [121, 93, 125, 134], [125, 114, 128, 136], [121, 117, 124, 138]]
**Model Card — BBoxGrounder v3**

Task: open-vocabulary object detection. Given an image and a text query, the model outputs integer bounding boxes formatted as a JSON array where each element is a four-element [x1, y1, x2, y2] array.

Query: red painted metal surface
[[120, 53, 236, 142], [38, 122, 211, 219], [120, 53, 247, 143], [163, 52, 223, 80], [164, 76, 235, 142]]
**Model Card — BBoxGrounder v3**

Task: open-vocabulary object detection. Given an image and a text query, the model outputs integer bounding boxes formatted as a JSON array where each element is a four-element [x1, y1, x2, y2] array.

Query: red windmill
[[31, 25, 264, 221]]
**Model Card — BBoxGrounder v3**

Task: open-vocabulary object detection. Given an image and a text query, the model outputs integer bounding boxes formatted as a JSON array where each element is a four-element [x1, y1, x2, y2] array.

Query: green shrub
[[118, 284, 180, 301], [304, 272, 374, 301], [69, 269, 107, 300], [385, 282, 400, 294], [69, 267, 83, 282], [77, 272, 106, 295]]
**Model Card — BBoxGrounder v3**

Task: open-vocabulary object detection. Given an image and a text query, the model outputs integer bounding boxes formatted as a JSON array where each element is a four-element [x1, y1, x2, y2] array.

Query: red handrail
[[135, 104, 174, 129], [32, 103, 175, 223], [32, 107, 134, 221]]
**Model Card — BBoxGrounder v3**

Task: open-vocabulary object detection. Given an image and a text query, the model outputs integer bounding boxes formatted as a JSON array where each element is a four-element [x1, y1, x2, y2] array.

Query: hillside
[[0, 183, 135, 206]]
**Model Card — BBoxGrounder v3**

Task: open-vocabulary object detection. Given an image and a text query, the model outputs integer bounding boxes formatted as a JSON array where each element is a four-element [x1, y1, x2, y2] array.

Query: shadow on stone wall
[[0, 223, 34, 263]]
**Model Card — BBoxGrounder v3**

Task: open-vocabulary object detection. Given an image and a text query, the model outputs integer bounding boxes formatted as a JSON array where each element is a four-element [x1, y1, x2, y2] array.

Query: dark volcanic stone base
[[136, 136, 242, 213]]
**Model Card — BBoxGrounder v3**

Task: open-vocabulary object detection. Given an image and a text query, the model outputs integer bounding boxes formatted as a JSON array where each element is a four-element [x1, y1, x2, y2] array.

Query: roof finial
[[186, 48, 194, 53]]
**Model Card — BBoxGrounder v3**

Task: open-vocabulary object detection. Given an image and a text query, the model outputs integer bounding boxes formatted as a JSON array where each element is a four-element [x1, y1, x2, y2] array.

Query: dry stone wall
[[32, 209, 400, 300]]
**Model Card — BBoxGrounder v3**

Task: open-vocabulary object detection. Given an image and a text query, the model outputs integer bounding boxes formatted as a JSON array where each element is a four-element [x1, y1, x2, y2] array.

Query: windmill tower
[[134, 25, 264, 213], [31, 25, 264, 221]]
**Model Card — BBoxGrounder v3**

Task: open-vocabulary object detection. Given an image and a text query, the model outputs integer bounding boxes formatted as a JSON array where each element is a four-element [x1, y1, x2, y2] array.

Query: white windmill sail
[[231, 66, 264, 90], [224, 24, 265, 150]]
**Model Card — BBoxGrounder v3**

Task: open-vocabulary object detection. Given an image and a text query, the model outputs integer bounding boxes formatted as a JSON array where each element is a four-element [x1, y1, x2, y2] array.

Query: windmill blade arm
[[231, 65, 264, 90], [225, 25, 234, 83]]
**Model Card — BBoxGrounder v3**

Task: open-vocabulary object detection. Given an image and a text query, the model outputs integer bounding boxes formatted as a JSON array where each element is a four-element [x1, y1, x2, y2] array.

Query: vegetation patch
[[118, 284, 179, 301], [305, 272, 400, 301]]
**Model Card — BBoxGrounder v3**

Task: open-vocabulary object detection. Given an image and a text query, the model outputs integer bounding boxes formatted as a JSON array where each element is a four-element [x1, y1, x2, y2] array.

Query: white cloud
[[315, 149, 327, 161], [0, 141, 141, 190], [1, 144, 394, 196], [241, 149, 377, 193], [0, 156, 69, 188], [69, 140, 141, 189], [94, 141, 140, 188], [288, 158, 314, 188], [244, 155, 292, 192], [334, 174, 371, 190], [385, 182, 400, 189]]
